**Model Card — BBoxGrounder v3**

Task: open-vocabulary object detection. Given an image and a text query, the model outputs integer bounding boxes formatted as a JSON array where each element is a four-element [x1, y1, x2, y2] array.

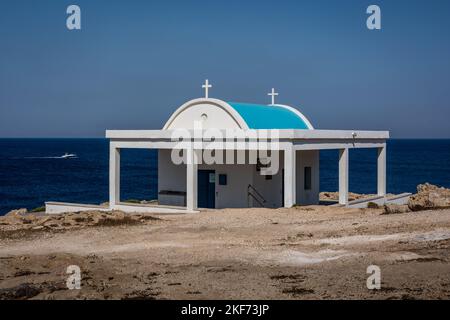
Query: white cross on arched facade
[[202, 79, 212, 98], [268, 88, 278, 105]]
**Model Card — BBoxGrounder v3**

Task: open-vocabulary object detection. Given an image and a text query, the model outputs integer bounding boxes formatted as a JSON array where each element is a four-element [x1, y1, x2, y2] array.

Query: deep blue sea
[[0, 139, 449, 215]]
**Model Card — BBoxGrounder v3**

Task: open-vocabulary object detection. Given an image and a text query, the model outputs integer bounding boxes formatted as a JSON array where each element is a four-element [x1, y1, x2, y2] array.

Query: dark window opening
[[219, 174, 227, 185], [304, 166, 312, 190]]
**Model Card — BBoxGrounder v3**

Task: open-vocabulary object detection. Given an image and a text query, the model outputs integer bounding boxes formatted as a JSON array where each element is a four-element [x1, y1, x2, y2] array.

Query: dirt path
[[1, 206, 450, 299]]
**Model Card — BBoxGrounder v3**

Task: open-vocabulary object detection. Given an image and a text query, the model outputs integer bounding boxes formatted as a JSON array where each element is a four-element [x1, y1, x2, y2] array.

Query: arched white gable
[[163, 98, 249, 130]]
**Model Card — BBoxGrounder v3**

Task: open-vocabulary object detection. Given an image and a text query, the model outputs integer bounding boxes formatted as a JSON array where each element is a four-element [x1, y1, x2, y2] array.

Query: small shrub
[[30, 206, 45, 213], [123, 199, 141, 204], [367, 202, 379, 209]]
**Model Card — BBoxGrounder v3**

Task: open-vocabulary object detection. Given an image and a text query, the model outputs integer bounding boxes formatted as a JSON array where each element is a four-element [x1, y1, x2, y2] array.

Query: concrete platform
[[45, 201, 197, 215], [331, 193, 412, 208]]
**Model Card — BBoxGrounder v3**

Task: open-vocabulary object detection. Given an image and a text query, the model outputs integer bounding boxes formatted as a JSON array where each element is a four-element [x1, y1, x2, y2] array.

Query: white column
[[339, 148, 349, 205], [186, 148, 198, 211], [109, 145, 120, 209], [377, 144, 387, 196], [284, 144, 296, 208]]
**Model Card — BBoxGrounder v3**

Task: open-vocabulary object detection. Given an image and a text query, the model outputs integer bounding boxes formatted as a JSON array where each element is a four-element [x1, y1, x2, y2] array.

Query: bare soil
[[1, 206, 450, 300]]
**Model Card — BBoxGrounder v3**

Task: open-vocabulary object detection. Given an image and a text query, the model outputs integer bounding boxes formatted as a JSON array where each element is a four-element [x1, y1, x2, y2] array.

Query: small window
[[219, 174, 227, 185], [304, 167, 312, 190]]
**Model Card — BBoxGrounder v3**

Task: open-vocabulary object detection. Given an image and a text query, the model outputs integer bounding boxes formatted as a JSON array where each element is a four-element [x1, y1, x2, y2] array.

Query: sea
[[0, 139, 449, 215]]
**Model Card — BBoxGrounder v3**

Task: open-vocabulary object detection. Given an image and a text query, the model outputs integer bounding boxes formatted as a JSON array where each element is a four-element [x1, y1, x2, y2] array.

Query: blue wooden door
[[198, 170, 215, 208]]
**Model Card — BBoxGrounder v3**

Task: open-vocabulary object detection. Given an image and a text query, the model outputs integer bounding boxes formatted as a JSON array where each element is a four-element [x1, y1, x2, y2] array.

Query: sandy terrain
[[1, 206, 450, 300]]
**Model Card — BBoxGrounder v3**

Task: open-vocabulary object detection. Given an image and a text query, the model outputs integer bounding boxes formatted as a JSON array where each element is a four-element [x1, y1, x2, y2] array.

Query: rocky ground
[[319, 191, 394, 202], [0, 184, 449, 300]]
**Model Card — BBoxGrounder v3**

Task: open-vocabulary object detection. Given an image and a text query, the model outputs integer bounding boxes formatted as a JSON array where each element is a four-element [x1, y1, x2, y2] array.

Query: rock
[[43, 222, 60, 228], [5, 208, 28, 217], [139, 215, 159, 221], [112, 211, 125, 220], [383, 204, 411, 214], [37, 216, 53, 225], [43, 293, 55, 300], [408, 183, 450, 211], [72, 215, 91, 223], [21, 215, 37, 224], [1, 209, 157, 235], [14, 270, 35, 277], [0, 283, 42, 299], [320, 192, 380, 202]]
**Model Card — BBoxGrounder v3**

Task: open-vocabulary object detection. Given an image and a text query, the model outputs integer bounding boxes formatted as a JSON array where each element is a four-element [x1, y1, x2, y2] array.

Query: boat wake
[[22, 153, 78, 159]]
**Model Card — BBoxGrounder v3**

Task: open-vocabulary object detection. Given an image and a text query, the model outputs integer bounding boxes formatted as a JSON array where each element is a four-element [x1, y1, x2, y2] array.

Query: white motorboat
[[61, 153, 77, 159]]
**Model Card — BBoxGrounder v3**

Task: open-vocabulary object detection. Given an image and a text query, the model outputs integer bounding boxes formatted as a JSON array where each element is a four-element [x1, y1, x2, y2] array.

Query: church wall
[[158, 149, 254, 208], [199, 162, 254, 208], [157, 148, 320, 208], [295, 150, 320, 205], [251, 151, 284, 208], [158, 149, 187, 206]]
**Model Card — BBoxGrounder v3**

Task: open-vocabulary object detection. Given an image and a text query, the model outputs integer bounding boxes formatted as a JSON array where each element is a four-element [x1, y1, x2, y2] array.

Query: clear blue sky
[[1, 0, 449, 138]]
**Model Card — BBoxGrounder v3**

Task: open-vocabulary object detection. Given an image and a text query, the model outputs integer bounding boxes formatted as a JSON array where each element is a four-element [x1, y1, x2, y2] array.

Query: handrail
[[248, 192, 265, 208], [248, 184, 266, 203], [247, 184, 267, 207]]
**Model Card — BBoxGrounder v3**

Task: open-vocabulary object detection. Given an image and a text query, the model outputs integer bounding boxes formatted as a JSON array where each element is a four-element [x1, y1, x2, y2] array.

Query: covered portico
[[45, 83, 393, 215], [106, 129, 388, 211]]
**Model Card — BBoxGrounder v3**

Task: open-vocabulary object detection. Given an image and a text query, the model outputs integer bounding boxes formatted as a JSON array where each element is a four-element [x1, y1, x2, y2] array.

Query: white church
[[46, 81, 399, 215]]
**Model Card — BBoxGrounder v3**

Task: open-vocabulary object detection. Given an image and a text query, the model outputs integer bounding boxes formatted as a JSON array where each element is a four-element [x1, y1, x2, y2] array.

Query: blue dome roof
[[227, 102, 312, 130]]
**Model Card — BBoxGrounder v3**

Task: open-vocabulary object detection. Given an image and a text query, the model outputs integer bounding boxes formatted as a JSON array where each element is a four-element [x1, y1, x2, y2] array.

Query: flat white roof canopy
[[106, 129, 388, 141]]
